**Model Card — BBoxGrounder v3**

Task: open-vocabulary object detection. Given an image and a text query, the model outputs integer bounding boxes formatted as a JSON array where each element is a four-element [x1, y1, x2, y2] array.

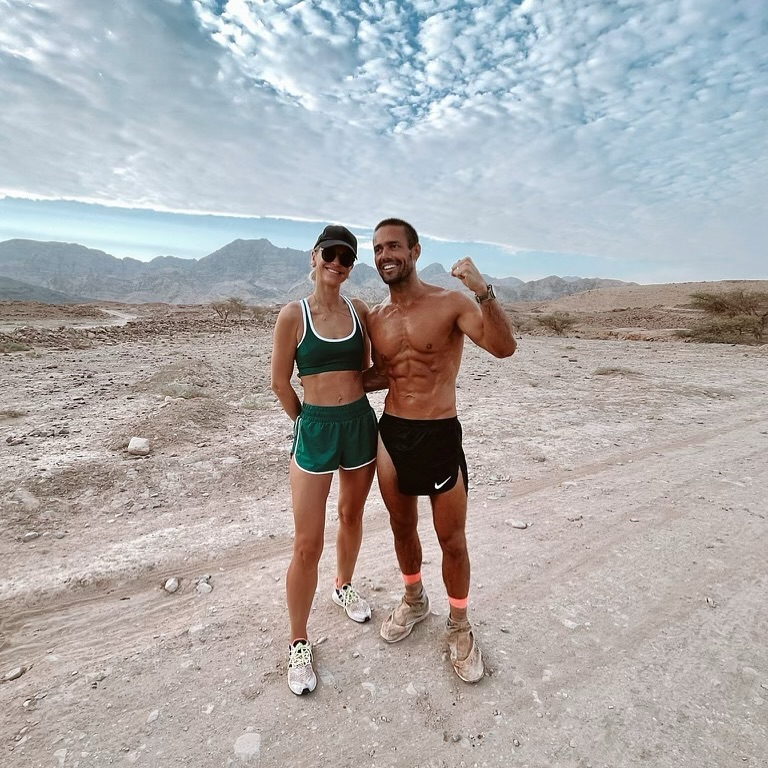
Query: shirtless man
[[365, 218, 516, 682]]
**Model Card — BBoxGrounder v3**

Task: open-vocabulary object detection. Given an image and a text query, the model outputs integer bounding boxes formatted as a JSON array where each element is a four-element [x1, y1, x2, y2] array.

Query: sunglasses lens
[[321, 249, 354, 268]]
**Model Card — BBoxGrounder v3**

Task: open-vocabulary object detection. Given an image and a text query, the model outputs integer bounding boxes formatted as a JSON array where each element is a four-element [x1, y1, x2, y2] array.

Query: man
[[365, 218, 516, 682]]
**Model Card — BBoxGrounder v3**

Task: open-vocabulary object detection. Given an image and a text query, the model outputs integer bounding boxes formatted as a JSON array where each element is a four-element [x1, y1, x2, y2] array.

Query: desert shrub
[[0, 408, 27, 419], [240, 392, 275, 410], [683, 316, 765, 344], [537, 312, 577, 336], [158, 384, 209, 399], [592, 366, 639, 376], [212, 296, 251, 322], [226, 297, 247, 319], [0, 341, 32, 353], [211, 301, 230, 321], [686, 290, 768, 344], [250, 305, 275, 324]]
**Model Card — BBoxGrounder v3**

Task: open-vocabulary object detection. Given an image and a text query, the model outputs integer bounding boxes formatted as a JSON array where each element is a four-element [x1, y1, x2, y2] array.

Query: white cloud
[[0, 0, 766, 281]]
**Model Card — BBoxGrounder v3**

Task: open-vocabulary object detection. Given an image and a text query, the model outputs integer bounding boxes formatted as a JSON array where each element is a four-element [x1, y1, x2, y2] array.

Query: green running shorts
[[292, 396, 378, 474]]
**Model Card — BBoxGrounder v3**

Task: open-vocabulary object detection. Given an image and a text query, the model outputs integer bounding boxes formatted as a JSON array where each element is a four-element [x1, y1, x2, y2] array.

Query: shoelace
[[289, 642, 312, 668], [338, 584, 360, 606]]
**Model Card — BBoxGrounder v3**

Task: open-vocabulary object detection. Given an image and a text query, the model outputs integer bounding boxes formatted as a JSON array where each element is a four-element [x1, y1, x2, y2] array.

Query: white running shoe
[[287, 639, 317, 695], [332, 583, 372, 623]]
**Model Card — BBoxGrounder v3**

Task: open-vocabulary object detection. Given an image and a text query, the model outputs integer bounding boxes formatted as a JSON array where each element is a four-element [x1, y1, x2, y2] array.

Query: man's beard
[[378, 258, 414, 284]]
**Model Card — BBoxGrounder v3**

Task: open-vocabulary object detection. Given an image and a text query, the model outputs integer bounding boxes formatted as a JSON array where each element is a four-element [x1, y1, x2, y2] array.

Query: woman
[[270, 224, 378, 696]]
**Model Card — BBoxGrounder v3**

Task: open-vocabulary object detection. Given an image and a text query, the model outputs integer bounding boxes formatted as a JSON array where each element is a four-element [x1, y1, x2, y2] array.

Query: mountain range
[[0, 238, 630, 305]]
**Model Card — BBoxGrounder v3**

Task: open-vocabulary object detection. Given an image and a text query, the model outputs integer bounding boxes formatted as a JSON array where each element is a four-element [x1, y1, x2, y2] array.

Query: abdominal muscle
[[383, 360, 459, 420], [301, 369, 365, 407]]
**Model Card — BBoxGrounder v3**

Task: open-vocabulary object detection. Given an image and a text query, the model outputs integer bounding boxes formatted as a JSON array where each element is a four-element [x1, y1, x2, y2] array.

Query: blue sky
[[1, 0, 766, 283]]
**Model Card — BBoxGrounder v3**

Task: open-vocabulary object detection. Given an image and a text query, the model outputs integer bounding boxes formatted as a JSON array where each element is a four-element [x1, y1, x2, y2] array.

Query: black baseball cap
[[313, 225, 357, 259]]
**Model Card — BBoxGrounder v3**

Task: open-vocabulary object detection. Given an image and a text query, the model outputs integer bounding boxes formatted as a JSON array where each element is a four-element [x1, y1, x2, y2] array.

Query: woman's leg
[[335, 461, 376, 585], [286, 459, 333, 641]]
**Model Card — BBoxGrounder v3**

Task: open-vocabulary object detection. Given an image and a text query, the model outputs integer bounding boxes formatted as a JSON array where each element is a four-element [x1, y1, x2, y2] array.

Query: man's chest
[[371, 309, 457, 359]]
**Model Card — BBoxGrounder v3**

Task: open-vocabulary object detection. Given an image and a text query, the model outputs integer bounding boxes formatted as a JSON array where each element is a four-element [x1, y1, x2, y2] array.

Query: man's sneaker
[[287, 639, 317, 695], [380, 590, 431, 643], [332, 583, 372, 623], [446, 617, 484, 683]]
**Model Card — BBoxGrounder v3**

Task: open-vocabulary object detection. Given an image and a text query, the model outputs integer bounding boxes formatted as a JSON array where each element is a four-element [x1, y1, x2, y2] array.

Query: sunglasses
[[320, 247, 355, 269]]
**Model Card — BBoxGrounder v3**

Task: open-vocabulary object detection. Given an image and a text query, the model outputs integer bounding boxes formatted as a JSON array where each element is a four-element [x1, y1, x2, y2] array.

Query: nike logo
[[434, 476, 452, 490]]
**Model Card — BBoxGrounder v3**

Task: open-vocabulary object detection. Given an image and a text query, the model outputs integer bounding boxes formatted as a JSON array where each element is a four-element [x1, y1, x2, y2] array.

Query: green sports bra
[[295, 296, 365, 376]]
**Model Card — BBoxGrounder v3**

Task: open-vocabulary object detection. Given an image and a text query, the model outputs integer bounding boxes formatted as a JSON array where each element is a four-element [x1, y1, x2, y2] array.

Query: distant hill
[[0, 275, 88, 303], [531, 279, 768, 312], [0, 238, 630, 305]]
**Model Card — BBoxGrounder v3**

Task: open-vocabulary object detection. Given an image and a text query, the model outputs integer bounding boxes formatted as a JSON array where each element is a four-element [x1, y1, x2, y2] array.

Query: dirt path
[[1, 321, 766, 768]]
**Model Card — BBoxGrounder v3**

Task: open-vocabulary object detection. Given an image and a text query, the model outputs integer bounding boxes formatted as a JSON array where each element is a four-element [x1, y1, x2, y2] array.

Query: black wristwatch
[[475, 284, 496, 304]]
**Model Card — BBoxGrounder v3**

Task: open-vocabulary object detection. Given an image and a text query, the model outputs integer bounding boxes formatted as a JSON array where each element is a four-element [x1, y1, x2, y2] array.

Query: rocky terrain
[[0, 282, 766, 768]]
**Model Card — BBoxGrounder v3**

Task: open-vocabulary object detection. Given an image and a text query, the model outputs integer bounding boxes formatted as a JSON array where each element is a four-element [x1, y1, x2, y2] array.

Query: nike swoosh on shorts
[[434, 476, 452, 490]]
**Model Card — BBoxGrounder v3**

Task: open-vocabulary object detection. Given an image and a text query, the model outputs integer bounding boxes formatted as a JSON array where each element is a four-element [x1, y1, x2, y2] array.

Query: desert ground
[[1, 283, 767, 768]]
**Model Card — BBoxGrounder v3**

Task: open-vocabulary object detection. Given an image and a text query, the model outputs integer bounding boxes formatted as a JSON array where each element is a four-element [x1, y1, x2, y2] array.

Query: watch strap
[[475, 284, 496, 304]]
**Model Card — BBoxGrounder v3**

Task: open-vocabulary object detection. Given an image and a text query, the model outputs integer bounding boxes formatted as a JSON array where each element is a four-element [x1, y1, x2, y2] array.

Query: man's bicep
[[455, 295, 486, 345], [456, 296, 517, 358]]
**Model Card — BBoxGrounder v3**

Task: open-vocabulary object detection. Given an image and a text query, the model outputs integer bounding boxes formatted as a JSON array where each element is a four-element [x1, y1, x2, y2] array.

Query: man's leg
[[429, 472, 470, 605], [377, 439, 420, 573], [377, 439, 431, 642], [430, 468, 484, 682]]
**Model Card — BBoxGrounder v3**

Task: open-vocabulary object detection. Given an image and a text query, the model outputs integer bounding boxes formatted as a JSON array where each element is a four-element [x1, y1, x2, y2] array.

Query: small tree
[[226, 297, 247, 320], [211, 301, 230, 321], [211, 297, 249, 322], [537, 312, 577, 336]]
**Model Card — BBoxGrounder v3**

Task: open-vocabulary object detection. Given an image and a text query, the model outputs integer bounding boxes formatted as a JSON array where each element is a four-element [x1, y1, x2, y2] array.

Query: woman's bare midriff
[[301, 369, 366, 407]]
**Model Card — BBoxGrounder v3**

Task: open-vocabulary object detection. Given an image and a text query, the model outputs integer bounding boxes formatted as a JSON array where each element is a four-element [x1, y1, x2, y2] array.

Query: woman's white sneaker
[[332, 583, 372, 623], [287, 639, 317, 695]]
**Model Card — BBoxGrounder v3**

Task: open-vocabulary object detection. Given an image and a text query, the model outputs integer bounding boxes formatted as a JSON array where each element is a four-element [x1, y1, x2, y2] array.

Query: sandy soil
[[1, 293, 766, 768]]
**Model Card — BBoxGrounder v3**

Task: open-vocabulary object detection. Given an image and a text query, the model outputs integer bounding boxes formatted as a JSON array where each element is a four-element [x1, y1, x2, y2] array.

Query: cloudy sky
[[1, 0, 766, 283]]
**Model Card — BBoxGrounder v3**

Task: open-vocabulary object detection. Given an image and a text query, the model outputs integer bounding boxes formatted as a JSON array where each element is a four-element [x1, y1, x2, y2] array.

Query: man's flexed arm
[[451, 257, 517, 358]]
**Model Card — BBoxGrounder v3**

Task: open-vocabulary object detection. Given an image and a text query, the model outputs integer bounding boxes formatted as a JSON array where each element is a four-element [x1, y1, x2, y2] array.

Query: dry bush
[[537, 312, 577, 336], [156, 383, 210, 399], [226, 297, 247, 319], [211, 296, 252, 322], [0, 340, 32, 353], [680, 316, 765, 345], [240, 392, 275, 410], [250, 305, 277, 325], [133, 360, 221, 399], [505, 311, 533, 333], [592, 366, 640, 376], [0, 408, 27, 419], [686, 290, 768, 344]]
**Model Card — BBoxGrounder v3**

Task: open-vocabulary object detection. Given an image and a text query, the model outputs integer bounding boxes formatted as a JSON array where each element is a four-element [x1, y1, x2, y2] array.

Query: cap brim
[[317, 240, 357, 257]]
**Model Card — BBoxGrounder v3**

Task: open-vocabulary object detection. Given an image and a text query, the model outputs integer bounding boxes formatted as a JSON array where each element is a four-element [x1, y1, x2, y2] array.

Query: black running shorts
[[378, 413, 468, 496]]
